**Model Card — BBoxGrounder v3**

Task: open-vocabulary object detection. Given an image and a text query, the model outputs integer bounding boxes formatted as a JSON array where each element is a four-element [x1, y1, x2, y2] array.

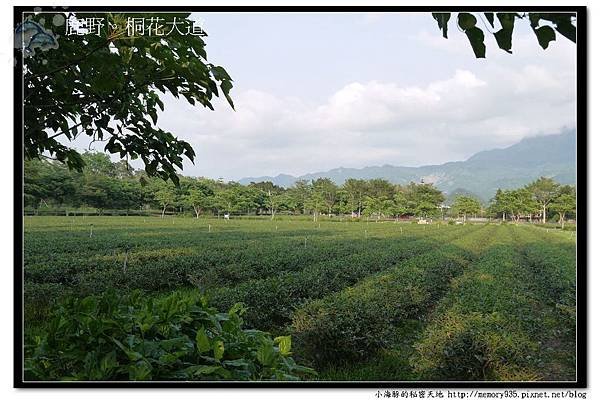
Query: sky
[[83, 12, 577, 181]]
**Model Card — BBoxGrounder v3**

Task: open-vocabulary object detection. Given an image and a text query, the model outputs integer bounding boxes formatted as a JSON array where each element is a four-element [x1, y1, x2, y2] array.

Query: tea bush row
[[25, 218, 446, 320], [412, 226, 567, 381], [25, 218, 444, 322], [290, 225, 497, 367], [208, 225, 481, 332]]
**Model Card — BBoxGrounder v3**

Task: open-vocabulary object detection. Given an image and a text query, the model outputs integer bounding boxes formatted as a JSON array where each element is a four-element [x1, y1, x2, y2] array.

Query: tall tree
[[154, 185, 177, 218], [367, 179, 395, 199], [264, 189, 281, 220], [306, 189, 326, 222], [313, 178, 338, 216], [504, 188, 537, 223], [80, 152, 120, 177], [489, 189, 512, 222], [549, 185, 576, 229], [342, 179, 369, 217], [452, 195, 481, 223], [184, 189, 212, 219], [234, 186, 260, 216], [80, 174, 112, 213], [248, 181, 284, 194], [289, 180, 311, 215], [392, 191, 410, 218], [527, 177, 560, 224], [363, 196, 395, 221], [29, 161, 81, 208], [213, 187, 238, 216], [404, 182, 445, 218]]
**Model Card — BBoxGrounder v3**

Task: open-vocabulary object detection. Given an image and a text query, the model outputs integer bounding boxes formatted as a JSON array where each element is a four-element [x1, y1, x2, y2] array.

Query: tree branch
[[25, 39, 111, 82]]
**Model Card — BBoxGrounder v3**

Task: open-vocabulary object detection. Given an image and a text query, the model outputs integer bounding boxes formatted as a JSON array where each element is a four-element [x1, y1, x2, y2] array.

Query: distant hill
[[239, 131, 576, 201], [238, 173, 298, 188]]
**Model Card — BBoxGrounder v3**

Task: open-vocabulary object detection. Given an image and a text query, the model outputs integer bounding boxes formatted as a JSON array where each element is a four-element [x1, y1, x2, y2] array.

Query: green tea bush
[[519, 240, 576, 343], [522, 243, 575, 306], [25, 219, 448, 313], [412, 233, 547, 381], [24, 282, 70, 324], [25, 290, 315, 381], [291, 226, 492, 367], [209, 226, 476, 331], [412, 311, 538, 381], [291, 255, 464, 367]]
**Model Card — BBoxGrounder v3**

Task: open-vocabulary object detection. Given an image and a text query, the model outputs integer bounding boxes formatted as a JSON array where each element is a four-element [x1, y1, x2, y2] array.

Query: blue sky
[[194, 12, 570, 99], [79, 12, 578, 181]]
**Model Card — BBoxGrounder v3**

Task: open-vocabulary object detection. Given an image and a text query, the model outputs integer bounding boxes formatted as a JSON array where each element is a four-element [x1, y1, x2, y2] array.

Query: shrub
[[209, 226, 474, 331], [291, 249, 472, 367], [24, 282, 69, 325], [25, 290, 315, 381], [290, 227, 493, 368], [411, 232, 563, 381], [412, 311, 539, 381]]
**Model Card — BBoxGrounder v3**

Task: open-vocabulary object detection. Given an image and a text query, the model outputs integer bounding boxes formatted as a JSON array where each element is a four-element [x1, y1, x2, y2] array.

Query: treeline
[[24, 152, 575, 224], [489, 178, 576, 228]]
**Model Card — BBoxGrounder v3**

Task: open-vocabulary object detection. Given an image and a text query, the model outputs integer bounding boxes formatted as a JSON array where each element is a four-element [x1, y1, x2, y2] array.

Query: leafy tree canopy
[[21, 12, 234, 185], [549, 189, 576, 228], [452, 195, 481, 220]]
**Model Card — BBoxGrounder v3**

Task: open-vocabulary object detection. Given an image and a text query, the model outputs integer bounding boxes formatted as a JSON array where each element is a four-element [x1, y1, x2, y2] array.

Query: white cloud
[[315, 70, 488, 131], [154, 59, 574, 182], [54, 14, 577, 182]]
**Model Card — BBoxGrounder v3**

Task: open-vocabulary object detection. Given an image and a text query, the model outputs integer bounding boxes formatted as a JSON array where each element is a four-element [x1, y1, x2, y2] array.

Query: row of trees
[[24, 153, 576, 225], [24, 154, 446, 220], [488, 177, 576, 228]]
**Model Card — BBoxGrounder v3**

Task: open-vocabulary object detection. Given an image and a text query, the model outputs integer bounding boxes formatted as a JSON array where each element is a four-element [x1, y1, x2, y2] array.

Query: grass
[[23, 216, 577, 381]]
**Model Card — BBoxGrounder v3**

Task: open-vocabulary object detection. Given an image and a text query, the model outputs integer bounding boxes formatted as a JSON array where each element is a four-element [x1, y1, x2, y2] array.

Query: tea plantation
[[23, 216, 577, 381]]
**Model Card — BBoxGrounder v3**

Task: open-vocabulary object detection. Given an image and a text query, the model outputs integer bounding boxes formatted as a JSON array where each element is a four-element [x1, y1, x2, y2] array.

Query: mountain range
[[239, 131, 576, 201]]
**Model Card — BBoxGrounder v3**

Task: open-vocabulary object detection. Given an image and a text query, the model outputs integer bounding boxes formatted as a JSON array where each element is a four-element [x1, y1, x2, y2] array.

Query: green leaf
[[196, 327, 211, 353], [220, 80, 235, 110], [536, 13, 576, 43], [185, 365, 232, 379], [457, 13, 477, 31], [228, 302, 247, 317], [529, 13, 541, 28], [211, 65, 232, 81], [432, 13, 451, 38], [484, 13, 495, 28], [257, 341, 276, 366], [493, 13, 516, 53], [112, 338, 143, 361], [494, 29, 513, 53], [128, 361, 152, 380], [213, 340, 225, 361], [158, 353, 181, 364], [99, 351, 118, 373], [532, 25, 556, 49], [464, 27, 486, 58], [223, 359, 250, 368], [274, 335, 292, 356], [290, 364, 318, 376], [191, 365, 222, 375], [555, 20, 576, 43]]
